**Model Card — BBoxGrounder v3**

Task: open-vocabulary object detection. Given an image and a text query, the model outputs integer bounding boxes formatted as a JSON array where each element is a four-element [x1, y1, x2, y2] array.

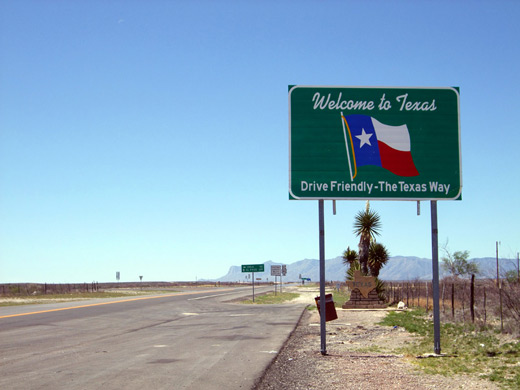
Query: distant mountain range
[[216, 256, 518, 282]]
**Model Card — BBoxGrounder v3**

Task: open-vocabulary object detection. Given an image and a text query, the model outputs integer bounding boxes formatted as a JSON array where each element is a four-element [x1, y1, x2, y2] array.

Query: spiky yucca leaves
[[342, 247, 358, 266], [374, 277, 386, 301], [353, 209, 381, 275], [368, 242, 389, 278], [345, 258, 361, 280]]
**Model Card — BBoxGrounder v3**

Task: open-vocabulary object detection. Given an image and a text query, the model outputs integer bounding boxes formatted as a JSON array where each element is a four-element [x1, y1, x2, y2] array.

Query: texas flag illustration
[[341, 113, 419, 179]]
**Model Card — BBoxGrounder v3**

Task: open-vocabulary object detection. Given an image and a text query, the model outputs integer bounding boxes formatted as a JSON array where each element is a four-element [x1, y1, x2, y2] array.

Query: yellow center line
[[0, 288, 237, 319]]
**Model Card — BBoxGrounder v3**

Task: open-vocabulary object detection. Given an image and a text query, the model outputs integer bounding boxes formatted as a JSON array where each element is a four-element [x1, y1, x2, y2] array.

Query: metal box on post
[[314, 294, 338, 322]]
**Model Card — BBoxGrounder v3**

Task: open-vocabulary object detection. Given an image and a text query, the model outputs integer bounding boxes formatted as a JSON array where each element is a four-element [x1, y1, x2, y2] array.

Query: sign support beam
[[252, 272, 255, 303], [319, 199, 327, 355], [431, 200, 441, 354]]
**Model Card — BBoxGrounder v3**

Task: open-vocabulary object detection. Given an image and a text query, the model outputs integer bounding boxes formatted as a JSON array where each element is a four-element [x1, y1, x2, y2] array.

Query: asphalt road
[[0, 287, 306, 390]]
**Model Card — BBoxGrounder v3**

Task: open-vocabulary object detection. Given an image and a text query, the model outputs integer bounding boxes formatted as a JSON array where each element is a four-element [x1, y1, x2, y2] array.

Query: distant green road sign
[[289, 86, 461, 200], [241, 264, 264, 273]]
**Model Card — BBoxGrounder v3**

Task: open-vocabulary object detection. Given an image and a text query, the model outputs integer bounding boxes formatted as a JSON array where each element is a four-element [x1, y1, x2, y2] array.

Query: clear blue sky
[[1, 0, 519, 283]]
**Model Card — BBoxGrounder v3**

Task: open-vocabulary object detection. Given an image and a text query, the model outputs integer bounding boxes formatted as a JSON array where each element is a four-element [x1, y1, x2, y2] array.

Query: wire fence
[[0, 281, 252, 296], [0, 282, 101, 295], [385, 277, 520, 334]]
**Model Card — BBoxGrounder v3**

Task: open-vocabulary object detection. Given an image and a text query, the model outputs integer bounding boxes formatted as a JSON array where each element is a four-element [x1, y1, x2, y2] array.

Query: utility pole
[[496, 241, 500, 288]]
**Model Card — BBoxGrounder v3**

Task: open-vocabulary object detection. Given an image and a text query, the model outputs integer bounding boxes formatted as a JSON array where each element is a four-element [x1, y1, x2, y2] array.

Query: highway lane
[[0, 287, 306, 390]]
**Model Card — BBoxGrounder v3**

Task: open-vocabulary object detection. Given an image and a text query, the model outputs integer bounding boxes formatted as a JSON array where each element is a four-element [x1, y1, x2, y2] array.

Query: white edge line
[[188, 292, 238, 301]]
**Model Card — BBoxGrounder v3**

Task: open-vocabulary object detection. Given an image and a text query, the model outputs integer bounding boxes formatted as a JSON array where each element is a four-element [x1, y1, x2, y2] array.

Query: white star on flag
[[355, 128, 373, 148]]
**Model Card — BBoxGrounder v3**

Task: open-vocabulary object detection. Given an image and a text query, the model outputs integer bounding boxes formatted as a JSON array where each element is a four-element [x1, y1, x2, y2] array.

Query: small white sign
[[271, 265, 282, 276]]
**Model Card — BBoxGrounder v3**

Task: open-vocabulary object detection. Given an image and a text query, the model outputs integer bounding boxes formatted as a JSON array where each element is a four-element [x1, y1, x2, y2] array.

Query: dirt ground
[[253, 287, 498, 390]]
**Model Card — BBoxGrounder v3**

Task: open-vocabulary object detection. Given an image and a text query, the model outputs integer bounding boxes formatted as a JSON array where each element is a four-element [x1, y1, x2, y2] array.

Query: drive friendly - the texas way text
[[300, 180, 451, 195]]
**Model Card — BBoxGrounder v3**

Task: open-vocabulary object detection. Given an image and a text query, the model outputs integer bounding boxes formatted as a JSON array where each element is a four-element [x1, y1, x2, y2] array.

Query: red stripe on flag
[[378, 142, 419, 177]]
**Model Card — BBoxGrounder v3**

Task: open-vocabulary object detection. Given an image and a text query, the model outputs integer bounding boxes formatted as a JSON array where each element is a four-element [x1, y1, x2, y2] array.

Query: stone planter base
[[342, 289, 387, 309]]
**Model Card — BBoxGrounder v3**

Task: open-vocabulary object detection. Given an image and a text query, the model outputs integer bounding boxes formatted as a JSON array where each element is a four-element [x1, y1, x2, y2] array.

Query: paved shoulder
[[0, 289, 307, 390]]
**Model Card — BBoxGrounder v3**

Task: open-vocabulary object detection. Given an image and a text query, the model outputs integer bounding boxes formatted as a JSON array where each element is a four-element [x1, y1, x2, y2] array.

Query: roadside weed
[[380, 309, 520, 389], [332, 289, 350, 308], [241, 292, 299, 305]]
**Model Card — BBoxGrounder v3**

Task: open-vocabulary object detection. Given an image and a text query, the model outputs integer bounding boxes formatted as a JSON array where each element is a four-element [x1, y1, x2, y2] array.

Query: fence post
[[464, 281, 467, 322], [499, 280, 504, 333], [470, 274, 475, 323], [426, 282, 429, 312], [451, 283, 455, 318], [483, 286, 487, 326], [441, 282, 445, 314]]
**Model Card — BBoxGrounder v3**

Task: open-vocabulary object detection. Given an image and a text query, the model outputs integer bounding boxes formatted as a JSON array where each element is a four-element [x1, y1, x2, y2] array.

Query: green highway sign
[[289, 86, 461, 200], [241, 264, 265, 273]]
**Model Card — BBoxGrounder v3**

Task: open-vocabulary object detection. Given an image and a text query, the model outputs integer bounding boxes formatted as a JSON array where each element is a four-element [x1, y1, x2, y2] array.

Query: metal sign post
[[242, 264, 264, 303], [281, 265, 287, 294], [319, 199, 327, 355], [431, 200, 441, 354], [271, 265, 281, 295]]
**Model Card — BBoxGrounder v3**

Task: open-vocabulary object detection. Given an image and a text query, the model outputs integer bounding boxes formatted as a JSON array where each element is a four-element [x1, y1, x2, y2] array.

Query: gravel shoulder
[[254, 287, 498, 390]]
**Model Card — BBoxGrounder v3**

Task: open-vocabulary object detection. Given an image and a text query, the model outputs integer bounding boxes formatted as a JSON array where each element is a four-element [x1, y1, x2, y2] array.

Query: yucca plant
[[368, 242, 389, 278], [353, 207, 381, 275]]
